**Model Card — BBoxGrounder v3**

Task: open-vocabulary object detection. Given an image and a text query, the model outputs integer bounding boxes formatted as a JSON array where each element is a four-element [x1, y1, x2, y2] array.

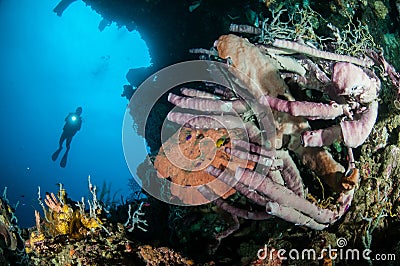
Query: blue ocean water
[[0, 0, 151, 227]]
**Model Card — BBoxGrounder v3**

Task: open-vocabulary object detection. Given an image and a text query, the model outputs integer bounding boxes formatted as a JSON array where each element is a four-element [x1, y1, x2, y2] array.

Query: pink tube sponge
[[332, 62, 380, 104]]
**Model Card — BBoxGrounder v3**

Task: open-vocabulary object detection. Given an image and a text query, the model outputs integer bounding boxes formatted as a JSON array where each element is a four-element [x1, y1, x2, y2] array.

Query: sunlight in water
[[0, 0, 150, 227]]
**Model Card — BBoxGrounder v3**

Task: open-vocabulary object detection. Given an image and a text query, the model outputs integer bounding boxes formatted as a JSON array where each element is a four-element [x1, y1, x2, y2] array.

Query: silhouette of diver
[[52, 107, 83, 168], [121, 85, 136, 101]]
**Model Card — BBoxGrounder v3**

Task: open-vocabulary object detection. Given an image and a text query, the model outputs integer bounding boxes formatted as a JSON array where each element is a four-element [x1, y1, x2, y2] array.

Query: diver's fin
[[60, 151, 68, 168], [52, 148, 62, 161]]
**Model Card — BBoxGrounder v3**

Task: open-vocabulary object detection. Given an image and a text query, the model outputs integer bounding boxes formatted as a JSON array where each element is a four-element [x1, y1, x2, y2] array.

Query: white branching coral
[[124, 202, 148, 232]]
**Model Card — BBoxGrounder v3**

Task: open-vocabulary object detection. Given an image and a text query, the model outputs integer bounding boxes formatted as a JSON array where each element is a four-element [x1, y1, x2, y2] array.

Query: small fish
[[196, 134, 204, 139], [216, 137, 230, 147]]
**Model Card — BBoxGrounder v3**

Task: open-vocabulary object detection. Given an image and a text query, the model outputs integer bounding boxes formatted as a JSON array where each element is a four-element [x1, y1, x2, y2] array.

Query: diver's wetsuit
[[59, 113, 82, 150], [52, 110, 82, 167]]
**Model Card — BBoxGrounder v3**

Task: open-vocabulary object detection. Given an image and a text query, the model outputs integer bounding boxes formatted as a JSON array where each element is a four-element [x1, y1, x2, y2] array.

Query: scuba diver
[[52, 107, 83, 168]]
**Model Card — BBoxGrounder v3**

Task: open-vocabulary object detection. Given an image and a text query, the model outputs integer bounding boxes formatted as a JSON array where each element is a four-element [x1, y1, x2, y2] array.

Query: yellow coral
[[54, 220, 69, 235], [81, 216, 101, 230], [34, 184, 108, 244], [26, 231, 45, 253], [48, 204, 74, 235], [30, 231, 45, 242]]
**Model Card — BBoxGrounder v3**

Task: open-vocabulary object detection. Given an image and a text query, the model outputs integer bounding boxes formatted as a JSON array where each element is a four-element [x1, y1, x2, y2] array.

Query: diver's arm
[[65, 113, 72, 121]]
